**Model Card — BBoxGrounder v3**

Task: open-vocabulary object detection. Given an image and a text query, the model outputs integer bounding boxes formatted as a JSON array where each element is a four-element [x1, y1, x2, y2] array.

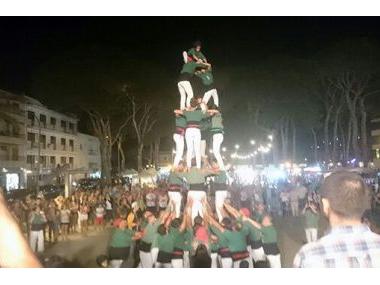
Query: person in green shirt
[[108, 219, 140, 268], [174, 99, 218, 169], [167, 164, 186, 218], [177, 59, 209, 110], [187, 40, 208, 64], [177, 166, 217, 224], [210, 160, 229, 222], [303, 201, 319, 243], [243, 212, 281, 268], [173, 114, 186, 168], [209, 106, 225, 170], [196, 68, 219, 107]]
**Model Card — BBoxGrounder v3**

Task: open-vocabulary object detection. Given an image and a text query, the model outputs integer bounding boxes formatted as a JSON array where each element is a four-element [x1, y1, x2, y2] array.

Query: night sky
[[1, 17, 380, 164]]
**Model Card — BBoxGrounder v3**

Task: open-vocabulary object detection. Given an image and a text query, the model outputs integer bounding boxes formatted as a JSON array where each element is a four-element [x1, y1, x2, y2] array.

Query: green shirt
[[142, 221, 160, 244], [178, 168, 212, 185], [109, 228, 134, 248], [304, 209, 319, 229], [175, 115, 187, 129], [210, 113, 223, 132], [200, 117, 211, 132], [168, 171, 184, 186], [170, 227, 187, 250], [196, 70, 214, 86], [183, 229, 193, 251], [181, 61, 203, 75], [243, 220, 262, 242], [223, 229, 249, 253], [214, 170, 228, 184], [209, 225, 229, 249], [260, 225, 277, 244], [157, 233, 175, 253], [183, 109, 208, 125], [188, 48, 206, 61]]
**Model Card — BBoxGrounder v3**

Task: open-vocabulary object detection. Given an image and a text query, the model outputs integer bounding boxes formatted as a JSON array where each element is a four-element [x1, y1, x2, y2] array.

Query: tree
[[86, 108, 130, 183], [128, 96, 157, 171]]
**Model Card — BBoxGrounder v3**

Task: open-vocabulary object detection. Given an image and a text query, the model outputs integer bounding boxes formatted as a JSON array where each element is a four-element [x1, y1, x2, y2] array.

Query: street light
[[222, 147, 227, 152], [268, 134, 273, 141], [235, 144, 240, 150], [250, 140, 256, 145]]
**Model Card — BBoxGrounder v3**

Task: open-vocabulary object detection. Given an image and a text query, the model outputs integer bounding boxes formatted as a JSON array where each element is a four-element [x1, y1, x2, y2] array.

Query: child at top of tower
[[188, 40, 207, 63]]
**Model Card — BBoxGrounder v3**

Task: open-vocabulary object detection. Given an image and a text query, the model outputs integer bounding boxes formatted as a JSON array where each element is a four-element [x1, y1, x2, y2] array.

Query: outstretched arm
[[0, 194, 41, 268], [174, 110, 184, 115], [223, 202, 241, 219]]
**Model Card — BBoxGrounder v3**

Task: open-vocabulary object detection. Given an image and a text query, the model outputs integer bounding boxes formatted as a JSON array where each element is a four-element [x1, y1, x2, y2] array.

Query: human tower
[[168, 41, 228, 223]]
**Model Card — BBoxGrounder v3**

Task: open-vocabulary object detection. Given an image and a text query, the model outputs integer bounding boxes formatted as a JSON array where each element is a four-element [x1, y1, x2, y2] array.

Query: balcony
[[0, 131, 25, 144]]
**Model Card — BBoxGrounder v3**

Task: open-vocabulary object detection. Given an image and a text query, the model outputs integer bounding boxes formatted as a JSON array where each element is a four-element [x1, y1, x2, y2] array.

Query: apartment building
[[0, 90, 101, 191]]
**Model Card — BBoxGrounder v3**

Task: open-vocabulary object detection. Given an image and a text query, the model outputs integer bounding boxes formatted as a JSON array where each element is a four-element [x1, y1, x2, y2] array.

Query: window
[[39, 114, 46, 127], [60, 156, 66, 164], [50, 156, 56, 166], [27, 111, 35, 126], [40, 135, 46, 148], [61, 138, 66, 145], [27, 132, 35, 142], [372, 135, 380, 145], [27, 155, 35, 164], [69, 122, 75, 132], [50, 117, 56, 127], [11, 147, 18, 161], [69, 157, 74, 167], [61, 120, 67, 130], [69, 139, 74, 151]]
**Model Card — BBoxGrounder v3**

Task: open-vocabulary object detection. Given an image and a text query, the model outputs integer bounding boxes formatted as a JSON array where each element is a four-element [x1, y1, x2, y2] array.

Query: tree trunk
[[154, 137, 160, 169], [323, 108, 332, 162], [137, 143, 144, 171], [292, 118, 296, 163], [311, 128, 318, 163], [332, 105, 342, 163], [272, 127, 280, 164], [359, 97, 369, 165]]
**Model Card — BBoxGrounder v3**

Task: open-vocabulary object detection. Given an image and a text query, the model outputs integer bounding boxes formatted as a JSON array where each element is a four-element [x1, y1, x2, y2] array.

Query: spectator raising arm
[[0, 193, 41, 268]]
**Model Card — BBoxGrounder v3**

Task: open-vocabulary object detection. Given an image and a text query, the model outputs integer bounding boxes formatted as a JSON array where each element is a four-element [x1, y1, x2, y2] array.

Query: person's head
[[157, 224, 167, 236], [194, 215, 204, 227], [240, 208, 250, 218], [262, 215, 272, 227], [96, 255, 109, 268], [210, 159, 220, 170], [176, 161, 185, 172], [233, 220, 243, 231], [321, 171, 370, 225], [193, 244, 211, 268], [170, 218, 181, 229], [193, 40, 202, 52], [190, 97, 199, 108], [144, 210, 155, 222], [239, 260, 249, 268], [221, 217, 232, 231]]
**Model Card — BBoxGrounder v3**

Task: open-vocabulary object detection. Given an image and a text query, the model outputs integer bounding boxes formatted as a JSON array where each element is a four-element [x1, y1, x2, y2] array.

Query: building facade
[[371, 118, 380, 168], [0, 90, 101, 191]]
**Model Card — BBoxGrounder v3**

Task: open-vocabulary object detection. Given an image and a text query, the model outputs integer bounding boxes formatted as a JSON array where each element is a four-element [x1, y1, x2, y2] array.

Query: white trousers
[[211, 252, 218, 268], [30, 230, 44, 253], [178, 81, 194, 110], [156, 262, 172, 268], [172, 258, 184, 268], [186, 128, 201, 169], [188, 191, 206, 223], [168, 191, 182, 218], [267, 254, 281, 268], [305, 228, 318, 243], [233, 257, 252, 268], [151, 247, 159, 267], [201, 139, 207, 158], [183, 251, 190, 268], [139, 249, 155, 268], [110, 259, 124, 268], [215, 190, 228, 222], [219, 256, 233, 268], [173, 133, 185, 167], [291, 201, 299, 216], [203, 88, 219, 107], [251, 246, 266, 262], [212, 133, 225, 170]]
